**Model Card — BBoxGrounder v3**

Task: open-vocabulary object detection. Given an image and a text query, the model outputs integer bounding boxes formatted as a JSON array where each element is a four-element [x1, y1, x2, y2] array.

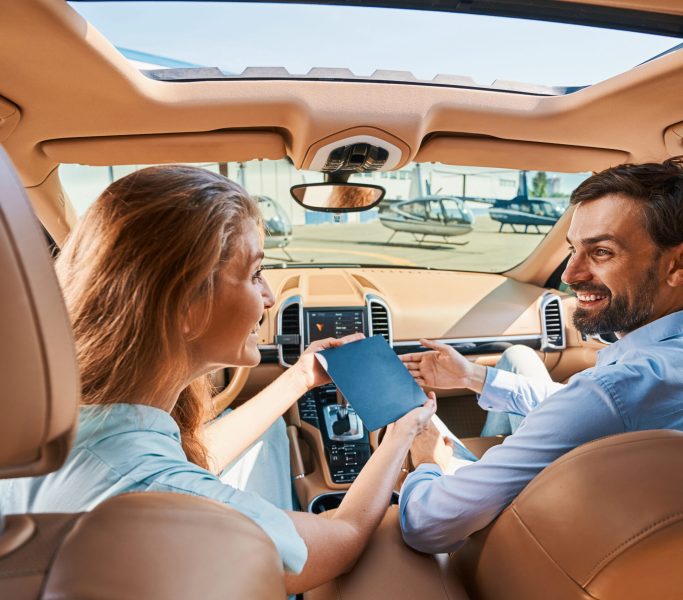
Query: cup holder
[[307, 491, 399, 514]]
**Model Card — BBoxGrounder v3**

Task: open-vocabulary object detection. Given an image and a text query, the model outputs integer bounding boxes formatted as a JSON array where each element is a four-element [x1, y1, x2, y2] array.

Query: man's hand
[[400, 338, 487, 393], [292, 332, 365, 390], [409, 421, 455, 472]]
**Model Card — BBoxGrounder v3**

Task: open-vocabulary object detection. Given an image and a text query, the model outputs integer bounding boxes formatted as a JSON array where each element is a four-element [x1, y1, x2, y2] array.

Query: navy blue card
[[316, 335, 427, 431]]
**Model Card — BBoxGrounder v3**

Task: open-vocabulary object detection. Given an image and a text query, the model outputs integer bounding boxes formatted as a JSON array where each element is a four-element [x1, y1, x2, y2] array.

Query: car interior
[[1, 1, 683, 598]]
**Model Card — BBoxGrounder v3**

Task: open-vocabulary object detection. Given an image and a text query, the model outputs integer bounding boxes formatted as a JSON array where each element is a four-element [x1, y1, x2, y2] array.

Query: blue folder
[[316, 335, 427, 431]]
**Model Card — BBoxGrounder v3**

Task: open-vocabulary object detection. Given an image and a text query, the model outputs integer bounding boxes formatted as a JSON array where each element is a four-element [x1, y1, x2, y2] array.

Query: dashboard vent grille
[[368, 297, 392, 346], [279, 300, 302, 366], [541, 295, 565, 351]]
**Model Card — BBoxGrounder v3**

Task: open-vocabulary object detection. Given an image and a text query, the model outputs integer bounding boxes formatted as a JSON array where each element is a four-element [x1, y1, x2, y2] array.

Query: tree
[[531, 171, 548, 197]]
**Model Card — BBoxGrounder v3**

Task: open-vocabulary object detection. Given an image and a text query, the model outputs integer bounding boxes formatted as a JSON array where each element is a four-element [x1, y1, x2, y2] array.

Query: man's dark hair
[[570, 157, 683, 250]]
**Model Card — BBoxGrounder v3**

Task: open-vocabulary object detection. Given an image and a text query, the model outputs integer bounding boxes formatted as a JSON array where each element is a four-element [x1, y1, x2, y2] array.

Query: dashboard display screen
[[306, 309, 365, 345]]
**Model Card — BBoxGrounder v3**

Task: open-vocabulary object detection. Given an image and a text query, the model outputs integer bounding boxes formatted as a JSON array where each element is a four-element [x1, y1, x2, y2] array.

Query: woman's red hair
[[56, 165, 261, 469]]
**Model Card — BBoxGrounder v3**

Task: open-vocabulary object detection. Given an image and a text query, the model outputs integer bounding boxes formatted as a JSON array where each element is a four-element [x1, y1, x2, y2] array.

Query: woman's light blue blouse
[[0, 404, 307, 574]]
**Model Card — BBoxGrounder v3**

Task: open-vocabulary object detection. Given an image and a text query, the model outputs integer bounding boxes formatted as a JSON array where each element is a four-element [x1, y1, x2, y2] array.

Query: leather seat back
[[0, 147, 79, 479], [455, 429, 683, 600], [307, 506, 470, 600], [0, 147, 285, 599]]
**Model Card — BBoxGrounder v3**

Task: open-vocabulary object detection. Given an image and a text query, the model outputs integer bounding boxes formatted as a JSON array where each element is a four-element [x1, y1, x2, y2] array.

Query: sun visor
[[416, 135, 629, 173], [41, 130, 286, 166]]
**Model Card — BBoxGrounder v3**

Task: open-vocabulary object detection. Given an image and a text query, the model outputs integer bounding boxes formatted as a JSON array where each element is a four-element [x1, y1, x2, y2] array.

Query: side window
[[401, 202, 426, 220], [531, 202, 545, 216], [257, 197, 279, 227], [441, 198, 464, 221], [428, 200, 443, 221]]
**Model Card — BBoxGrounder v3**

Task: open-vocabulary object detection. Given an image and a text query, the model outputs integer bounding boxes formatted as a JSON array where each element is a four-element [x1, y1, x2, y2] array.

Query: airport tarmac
[[263, 215, 549, 272]]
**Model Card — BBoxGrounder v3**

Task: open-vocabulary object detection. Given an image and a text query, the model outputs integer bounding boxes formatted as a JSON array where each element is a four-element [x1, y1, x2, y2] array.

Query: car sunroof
[[69, 1, 682, 95]]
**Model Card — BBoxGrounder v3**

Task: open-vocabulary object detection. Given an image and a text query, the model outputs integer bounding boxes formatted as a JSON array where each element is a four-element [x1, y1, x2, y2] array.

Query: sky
[[70, 1, 681, 88]]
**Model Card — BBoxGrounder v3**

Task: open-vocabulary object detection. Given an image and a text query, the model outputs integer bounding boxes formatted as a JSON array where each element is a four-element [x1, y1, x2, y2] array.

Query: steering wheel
[[204, 367, 251, 421]]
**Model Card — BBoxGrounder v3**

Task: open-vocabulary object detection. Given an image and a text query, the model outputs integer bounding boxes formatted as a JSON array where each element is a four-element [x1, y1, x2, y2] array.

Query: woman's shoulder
[[75, 403, 186, 473]]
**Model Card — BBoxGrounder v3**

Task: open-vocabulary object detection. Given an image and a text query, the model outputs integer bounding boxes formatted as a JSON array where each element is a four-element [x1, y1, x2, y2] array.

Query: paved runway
[[264, 215, 548, 272]]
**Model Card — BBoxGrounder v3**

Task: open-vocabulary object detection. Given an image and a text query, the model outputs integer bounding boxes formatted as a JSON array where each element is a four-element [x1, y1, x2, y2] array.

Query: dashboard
[[247, 267, 600, 497]]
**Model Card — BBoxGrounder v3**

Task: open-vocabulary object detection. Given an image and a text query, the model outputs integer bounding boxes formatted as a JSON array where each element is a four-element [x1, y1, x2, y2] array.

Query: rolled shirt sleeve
[[478, 366, 566, 416], [400, 372, 626, 554]]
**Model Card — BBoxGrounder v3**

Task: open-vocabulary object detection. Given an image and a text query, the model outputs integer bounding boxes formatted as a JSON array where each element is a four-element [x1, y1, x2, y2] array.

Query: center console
[[278, 297, 392, 487], [300, 307, 372, 484]]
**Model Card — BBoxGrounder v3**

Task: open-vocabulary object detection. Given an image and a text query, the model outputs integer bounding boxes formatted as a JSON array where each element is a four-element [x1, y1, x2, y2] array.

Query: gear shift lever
[[323, 389, 363, 442], [332, 391, 351, 436]]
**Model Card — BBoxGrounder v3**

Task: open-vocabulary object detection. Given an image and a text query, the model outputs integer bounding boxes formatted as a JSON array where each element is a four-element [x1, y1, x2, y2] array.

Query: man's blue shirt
[[400, 310, 683, 553]]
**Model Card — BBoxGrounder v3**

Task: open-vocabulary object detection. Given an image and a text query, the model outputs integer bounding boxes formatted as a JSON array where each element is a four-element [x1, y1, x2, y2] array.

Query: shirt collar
[[79, 403, 179, 439], [597, 309, 683, 365]]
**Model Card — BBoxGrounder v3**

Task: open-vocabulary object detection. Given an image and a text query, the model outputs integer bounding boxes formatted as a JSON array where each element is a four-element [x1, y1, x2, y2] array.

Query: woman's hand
[[385, 392, 437, 441], [284, 392, 435, 594], [400, 338, 487, 392], [292, 332, 365, 390]]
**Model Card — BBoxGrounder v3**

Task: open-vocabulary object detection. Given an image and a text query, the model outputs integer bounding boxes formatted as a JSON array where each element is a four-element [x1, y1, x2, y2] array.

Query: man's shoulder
[[570, 345, 679, 398]]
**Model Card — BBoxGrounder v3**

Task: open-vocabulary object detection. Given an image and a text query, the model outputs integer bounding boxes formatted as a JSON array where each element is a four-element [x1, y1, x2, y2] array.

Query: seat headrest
[[0, 147, 79, 478]]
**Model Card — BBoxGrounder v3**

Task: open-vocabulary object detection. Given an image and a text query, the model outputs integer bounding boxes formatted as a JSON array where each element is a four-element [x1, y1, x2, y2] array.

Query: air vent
[[277, 297, 303, 367], [541, 294, 565, 351], [367, 295, 392, 346]]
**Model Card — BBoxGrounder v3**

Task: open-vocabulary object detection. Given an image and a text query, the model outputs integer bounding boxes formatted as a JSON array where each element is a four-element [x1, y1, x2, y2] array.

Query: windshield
[[60, 161, 589, 273], [69, 1, 681, 93]]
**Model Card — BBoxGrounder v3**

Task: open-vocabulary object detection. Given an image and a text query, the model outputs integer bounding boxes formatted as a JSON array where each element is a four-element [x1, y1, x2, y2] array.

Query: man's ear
[[665, 242, 683, 288]]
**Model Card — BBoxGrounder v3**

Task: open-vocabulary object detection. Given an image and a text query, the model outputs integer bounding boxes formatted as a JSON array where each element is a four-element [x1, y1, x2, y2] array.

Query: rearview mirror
[[290, 183, 385, 212]]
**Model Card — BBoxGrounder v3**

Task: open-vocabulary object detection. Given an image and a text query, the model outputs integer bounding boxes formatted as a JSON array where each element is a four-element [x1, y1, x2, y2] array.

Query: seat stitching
[[584, 511, 683, 585], [511, 507, 600, 598], [38, 514, 82, 597], [519, 436, 682, 498]]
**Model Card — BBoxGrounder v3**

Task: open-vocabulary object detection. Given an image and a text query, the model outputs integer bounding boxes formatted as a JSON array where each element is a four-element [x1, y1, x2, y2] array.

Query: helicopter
[[488, 171, 565, 233], [378, 195, 475, 245], [256, 195, 294, 259]]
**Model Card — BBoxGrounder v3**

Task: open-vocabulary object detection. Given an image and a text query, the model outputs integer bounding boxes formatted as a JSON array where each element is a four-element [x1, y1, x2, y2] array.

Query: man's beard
[[571, 263, 659, 336]]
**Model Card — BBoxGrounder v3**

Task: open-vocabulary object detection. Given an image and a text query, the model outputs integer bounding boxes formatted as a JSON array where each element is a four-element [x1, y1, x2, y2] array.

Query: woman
[[0, 165, 434, 595]]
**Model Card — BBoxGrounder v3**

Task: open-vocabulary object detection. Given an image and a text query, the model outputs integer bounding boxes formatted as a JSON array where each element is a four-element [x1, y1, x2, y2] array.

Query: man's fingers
[[419, 338, 449, 352], [402, 360, 422, 371], [399, 353, 422, 363]]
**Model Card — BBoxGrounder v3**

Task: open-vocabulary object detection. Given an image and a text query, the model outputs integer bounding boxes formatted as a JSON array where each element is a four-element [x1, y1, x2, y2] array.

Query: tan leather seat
[[0, 147, 286, 599], [306, 430, 683, 600], [306, 506, 470, 600], [455, 429, 683, 600]]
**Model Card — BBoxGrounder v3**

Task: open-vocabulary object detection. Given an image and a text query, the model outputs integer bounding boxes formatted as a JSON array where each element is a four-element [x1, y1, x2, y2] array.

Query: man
[[398, 158, 683, 553]]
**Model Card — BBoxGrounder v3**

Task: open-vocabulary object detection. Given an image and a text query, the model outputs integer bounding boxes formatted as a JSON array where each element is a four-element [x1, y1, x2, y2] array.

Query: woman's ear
[[182, 301, 202, 338]]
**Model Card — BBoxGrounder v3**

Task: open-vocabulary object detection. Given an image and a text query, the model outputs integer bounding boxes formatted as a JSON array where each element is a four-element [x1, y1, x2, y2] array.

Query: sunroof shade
[[70, 1, 682, 93]]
